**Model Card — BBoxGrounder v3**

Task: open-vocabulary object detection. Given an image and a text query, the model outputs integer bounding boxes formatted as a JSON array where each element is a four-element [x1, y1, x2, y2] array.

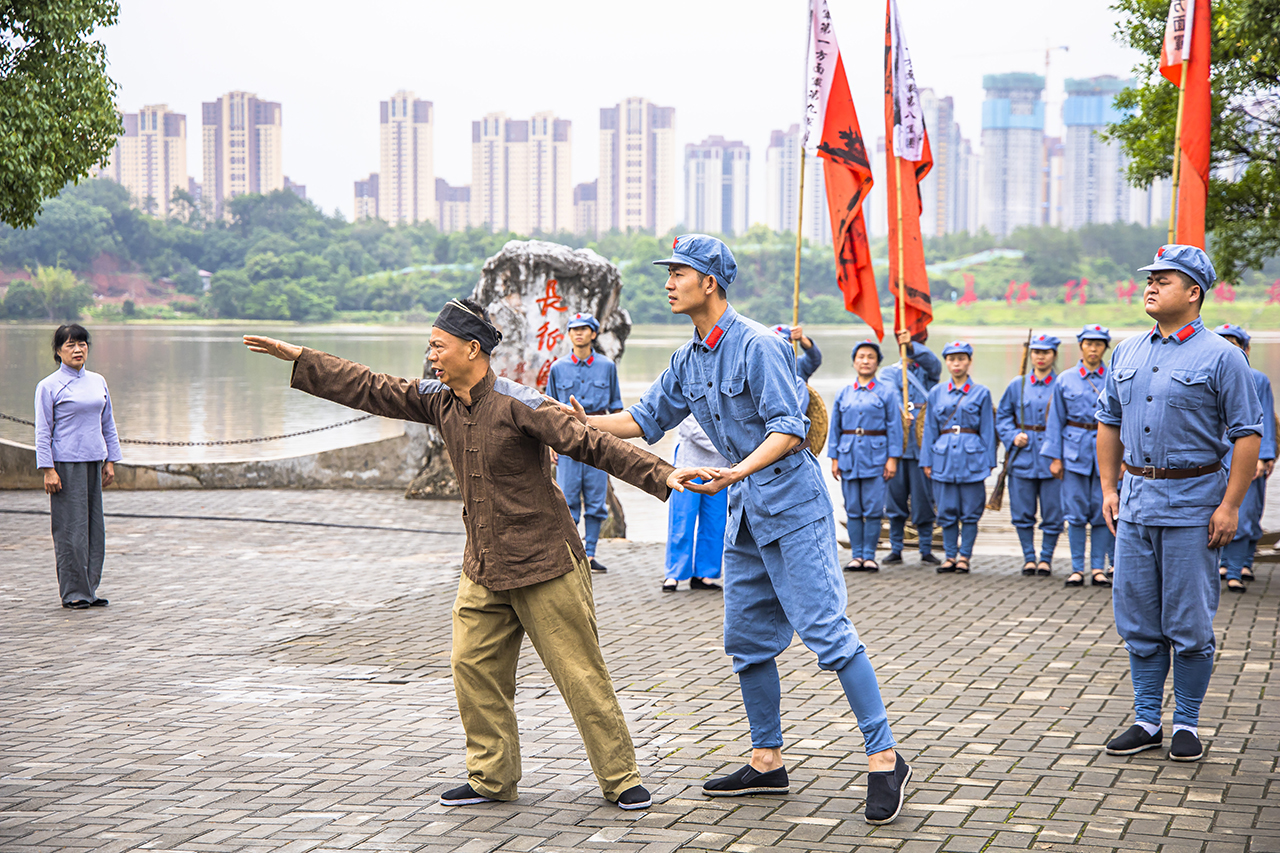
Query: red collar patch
[[1079, 364, 1105, 378], [1175, 323, 1197, 342], [703, 325, 725, 350], [571, 353, 594, 366], [855, 379, 876, 391], [1029, 374, 1053, 385], [949, 381, 971, 394]]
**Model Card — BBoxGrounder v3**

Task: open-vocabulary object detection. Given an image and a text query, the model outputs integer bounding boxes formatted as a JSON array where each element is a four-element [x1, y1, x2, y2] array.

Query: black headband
[[433, 300, 503, 354]]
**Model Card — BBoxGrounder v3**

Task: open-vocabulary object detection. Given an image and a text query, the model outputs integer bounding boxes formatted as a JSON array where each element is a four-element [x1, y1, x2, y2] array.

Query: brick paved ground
[[1, 488, 1276, 853]]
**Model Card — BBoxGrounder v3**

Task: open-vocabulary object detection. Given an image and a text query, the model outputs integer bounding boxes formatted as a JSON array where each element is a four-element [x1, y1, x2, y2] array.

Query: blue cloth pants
[[557, 457, 609, 556], [885, 459, 934, 555], [724, 513, 896, 756], [1009, 475, 1063, 563], [1129, 648, 1214, 729], [841, 474, 887, 561], [932, 481, 985, 559], [1062, 468, 1114, 572], [1220, 537, 1257, 582], [665, 480, 727, 581]]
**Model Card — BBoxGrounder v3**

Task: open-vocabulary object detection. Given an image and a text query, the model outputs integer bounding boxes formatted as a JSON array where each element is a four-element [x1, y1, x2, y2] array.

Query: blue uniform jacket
[[1224, 367, 1277, 468], [1095, 318, 1263, 527], [630, 305, 827, 546], [877, 343, 941, 460], [1041, 361, 1107, 476], [919, 380, 998, 483], [545, 352, 623, 414], [996, 372, 1056, 479], [827, 379, 903, 477]]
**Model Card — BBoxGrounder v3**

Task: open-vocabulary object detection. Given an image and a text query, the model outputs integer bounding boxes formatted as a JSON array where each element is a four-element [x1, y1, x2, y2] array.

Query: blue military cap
[[1139, 244, 1217, 291], [941, 340, 973, 357], [771, 324, 792, 339], [1076, 324, 1112, 344], [1029, 333, 1060, 351], [1213, 323, 1250, 346], [852, 339, 883, 362], [565, 313, 599, 333], [653, 234, 738, 286]]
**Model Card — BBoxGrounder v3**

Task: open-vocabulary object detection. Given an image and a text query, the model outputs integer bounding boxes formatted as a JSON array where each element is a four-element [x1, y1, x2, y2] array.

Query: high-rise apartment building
[[684, 137, 749, 236], [201, 91, 283, 218], [1061, 76, 1133, 229], [101, 105, 188, 217], [574, 181, 597, 236], [916, 89, 977, 236], [470, 112, 571, 235], [379, 91, 435, 225], [979, 73, 1045, 237], [763, 125, 830, 245], [353, 174, 379, 221], [598, 97, 676, 236], [436, 178, 471, 232]]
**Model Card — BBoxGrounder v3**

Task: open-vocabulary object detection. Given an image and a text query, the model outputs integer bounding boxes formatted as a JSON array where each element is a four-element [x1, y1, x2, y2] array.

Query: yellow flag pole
[[792, 147, 806, 356], [1167, 59, 1189, 243], [895, 154, 909, 451]]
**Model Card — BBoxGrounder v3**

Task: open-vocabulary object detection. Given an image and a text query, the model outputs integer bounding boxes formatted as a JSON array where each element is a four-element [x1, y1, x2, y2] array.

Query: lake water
[[4, 321, 1278, 464]]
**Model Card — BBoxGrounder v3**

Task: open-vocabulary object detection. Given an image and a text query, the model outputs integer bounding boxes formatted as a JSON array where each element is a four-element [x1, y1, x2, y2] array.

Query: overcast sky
[[99, 0, 1148, 224]]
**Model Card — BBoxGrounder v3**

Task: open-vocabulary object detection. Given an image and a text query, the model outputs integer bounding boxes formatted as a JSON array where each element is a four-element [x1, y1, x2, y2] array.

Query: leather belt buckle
[[853, 427, 866, 436], [949, 424, 962, 434], [1141, 465, 1156, 480]]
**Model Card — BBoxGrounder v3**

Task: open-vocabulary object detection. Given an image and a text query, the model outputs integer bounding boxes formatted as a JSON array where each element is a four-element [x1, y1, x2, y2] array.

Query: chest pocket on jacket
[[1169, 369, 1209, 410], [722, 375, 756, 419], [1114, 368, 1137, 405]]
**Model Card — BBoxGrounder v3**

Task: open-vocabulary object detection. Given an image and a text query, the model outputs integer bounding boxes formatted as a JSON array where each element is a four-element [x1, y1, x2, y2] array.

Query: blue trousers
[[557, 458, 609, 556], [1220, 537, 1258, 582], [841, 474, 887, 560], [1009, 475, 1063, 563], [1063, 468, 1114, 572], [885, 458, 934, 554], [665, 481, 727, 581], [724, 513, 896, 756], [932, 480, 985, 559]]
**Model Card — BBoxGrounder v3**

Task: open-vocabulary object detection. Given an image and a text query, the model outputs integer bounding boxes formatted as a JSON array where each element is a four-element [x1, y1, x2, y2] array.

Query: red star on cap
[[1157, 246, 1166, 257], [672, 237, 679, 250]]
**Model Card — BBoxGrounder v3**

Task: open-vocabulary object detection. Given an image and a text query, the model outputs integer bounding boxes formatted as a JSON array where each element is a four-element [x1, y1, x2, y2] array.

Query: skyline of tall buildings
[[101, 104, 188, 218], [201, 91, 283, 219], [379, 90, 435, 226], [598, 97, 677, 237], [684, 136, 750, 237], [763, 125, 830, 246]]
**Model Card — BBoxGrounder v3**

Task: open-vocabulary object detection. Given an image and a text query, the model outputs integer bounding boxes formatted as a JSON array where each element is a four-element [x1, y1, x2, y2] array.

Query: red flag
[[1160, 0, 1210, 247], [807, 0, 881, 339], [884, 0, 933, 337]]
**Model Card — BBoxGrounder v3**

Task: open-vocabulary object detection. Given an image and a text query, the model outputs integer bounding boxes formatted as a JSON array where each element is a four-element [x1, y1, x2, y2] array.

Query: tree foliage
[[0, 1, 121, 228], [1108, 0, 1280, 280]]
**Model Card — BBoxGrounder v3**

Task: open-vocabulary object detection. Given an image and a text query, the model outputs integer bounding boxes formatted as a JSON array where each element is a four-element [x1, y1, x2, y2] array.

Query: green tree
[[33, 265, 93, 320], [0, 2, 122, 228], [1108, 0, 1280, 279], [2, 279, 43, 317]]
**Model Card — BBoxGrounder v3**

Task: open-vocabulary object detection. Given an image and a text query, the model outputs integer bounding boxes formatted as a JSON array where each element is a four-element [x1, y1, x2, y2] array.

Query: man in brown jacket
[[245, 299, 712, 811]]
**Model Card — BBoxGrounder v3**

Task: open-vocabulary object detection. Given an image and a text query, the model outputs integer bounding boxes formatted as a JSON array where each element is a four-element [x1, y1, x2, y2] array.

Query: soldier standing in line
[[1097, 246, 1262, 762], [879, 330, 942, 565]]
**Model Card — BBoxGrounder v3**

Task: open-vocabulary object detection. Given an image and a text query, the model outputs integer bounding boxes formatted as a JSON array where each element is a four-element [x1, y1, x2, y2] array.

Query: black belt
[[842, 428, 887, 436], [1123, 462, 1222, 480], [1067, 420, 1098, 431], [1017, 424, 1046, 432], [943, 426, 980, 435]]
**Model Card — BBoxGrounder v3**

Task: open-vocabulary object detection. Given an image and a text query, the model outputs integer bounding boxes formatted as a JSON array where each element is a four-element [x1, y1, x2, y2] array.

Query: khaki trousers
[[450, 544, 641, 801]]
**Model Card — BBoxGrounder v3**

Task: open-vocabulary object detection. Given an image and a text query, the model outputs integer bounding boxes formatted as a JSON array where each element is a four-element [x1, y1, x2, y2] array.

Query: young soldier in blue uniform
[[576, 234, 912, 825], [996, 334, 1063, 576], [1212, 324, 1276, 592], [772, 324, 823, 411], [545, 313, 623, 573], [920, 342, 997, 573], [879, 331, 943, 565], [1098, 245, 1263, 762], [828, 340, 903, 572], [1044, 325, 1116, 587]]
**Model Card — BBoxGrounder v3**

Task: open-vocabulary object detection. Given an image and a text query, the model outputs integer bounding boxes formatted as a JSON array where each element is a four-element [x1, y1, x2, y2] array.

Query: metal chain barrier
[[0, 411, 375, 446]]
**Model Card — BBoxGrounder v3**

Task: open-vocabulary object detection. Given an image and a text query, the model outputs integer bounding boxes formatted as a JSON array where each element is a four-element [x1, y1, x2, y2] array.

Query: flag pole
[[792, 148, 806, 356], [1167, 59, 1189, 242], [895, 153, 909, 451]]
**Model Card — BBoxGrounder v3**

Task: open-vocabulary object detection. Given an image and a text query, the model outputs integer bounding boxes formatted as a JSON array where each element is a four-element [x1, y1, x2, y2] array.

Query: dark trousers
[[50, 461, 105, 604]]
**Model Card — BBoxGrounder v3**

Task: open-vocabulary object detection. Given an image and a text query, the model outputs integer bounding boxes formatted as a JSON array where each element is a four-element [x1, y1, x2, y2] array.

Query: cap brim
[[1138, 260, 1207, 288]]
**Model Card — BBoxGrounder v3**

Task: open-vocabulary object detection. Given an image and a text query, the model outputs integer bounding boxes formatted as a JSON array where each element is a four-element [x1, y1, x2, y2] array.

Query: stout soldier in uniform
[[1097, 246, 1262, 762]]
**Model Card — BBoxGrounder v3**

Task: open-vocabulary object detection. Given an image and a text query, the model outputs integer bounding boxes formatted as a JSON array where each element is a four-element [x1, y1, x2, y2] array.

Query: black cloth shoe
[[1169, 730, 1204, 762], [864, 753, 912, 825], [662, 579, 679, 593], [702, 764, 789, 797], [616, 784, 652, 810], [848, 560, 879, 572], [1105, 724, 1163, 755], [589, 558, 607, 573], [62, 600, 90, 610], [883, 551, 904, 564], [439, 783, 498, 806], [690, 577, 722, 591], [90, 598, 109, 607], [919, 553, 941, 565]]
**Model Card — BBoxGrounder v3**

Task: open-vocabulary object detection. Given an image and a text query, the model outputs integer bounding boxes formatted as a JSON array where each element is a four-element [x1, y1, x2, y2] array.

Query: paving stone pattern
[[0, 489, 1276, 853]]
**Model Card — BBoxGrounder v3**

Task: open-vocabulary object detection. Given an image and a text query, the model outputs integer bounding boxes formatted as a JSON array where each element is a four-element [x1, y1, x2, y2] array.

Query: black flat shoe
[[864, 753, 912, 825], [1226, 579, 1247, 593], [90, 598, 109, 607], [690, 577, 722, 591], [702, 764, 789, 797], [955, 558, 971, 574], [589, 558, 608, 573], [1241, 567, 1255, 581], [936, 559, 957, 573], [844, 559, 864, 572], [1064, 572, 1084, 587], [661, 579, 679, 593], [919, 553, 941, 565], [62, 600, 90, 610], [439, 783, 498, 806], [1091, 571, 1112, 587], [616, 784, 652, 810], [857, 560, 880, 572], [1036, 561, 1052, 576], [883, 551, 904, 564], [1219, 566, 1228, 578], [1106, 724, 1162, 755], [1169, 730, 1204, 762], [1022, 561, 1038, 576]]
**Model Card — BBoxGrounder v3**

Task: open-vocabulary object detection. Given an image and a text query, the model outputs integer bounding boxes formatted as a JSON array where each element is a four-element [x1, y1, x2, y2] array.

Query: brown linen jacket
[[290, 349, 676, 590]]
